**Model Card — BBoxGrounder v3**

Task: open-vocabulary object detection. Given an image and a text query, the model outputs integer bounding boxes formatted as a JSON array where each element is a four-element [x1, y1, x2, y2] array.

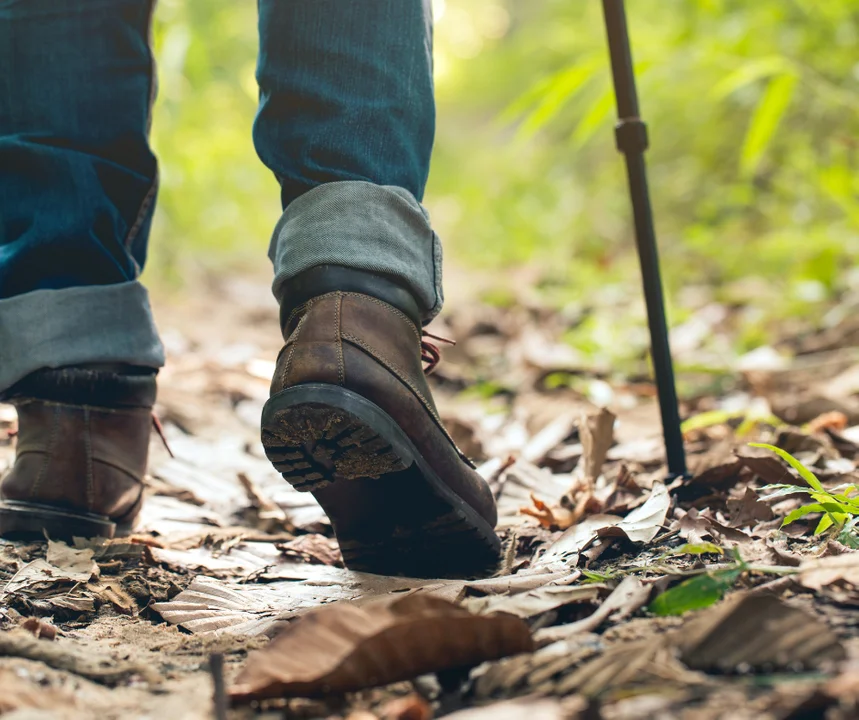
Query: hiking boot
[[0, 366, 156, 539], [262, 266, 500, 577]]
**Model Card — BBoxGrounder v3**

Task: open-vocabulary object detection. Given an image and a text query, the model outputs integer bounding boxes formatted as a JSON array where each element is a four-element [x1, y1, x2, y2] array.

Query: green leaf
[[749, 444, 824, 492], [671, 542, 724, 556], [815, 513, 835, 534], [759, 484, 811, 501], [571, 88, 615, 149], [711, 56, 792, 99], [681, 410, 743, 434], [517, 62, 599, 138], [581, 569, 616, 583], [648, 567, 743, 617], [740, 72, 798, 176], [809, 495, 858, 516], [781, 503, 826, 527]]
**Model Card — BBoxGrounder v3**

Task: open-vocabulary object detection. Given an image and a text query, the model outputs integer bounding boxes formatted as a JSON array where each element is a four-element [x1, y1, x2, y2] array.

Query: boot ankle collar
[[278, 265, 422, 334], [1, 366, 157, 409]]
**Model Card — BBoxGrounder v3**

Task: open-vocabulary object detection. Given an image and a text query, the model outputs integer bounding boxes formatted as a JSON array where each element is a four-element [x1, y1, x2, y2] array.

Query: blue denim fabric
[[0, 0, 440, 392]]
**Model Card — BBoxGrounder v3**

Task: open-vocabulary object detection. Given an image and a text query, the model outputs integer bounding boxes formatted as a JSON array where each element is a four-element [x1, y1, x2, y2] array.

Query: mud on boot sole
[[261, 383, 501, 578]]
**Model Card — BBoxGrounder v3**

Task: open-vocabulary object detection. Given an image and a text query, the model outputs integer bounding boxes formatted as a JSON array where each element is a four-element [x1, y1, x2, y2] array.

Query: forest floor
[[2, 269, 859, 720]]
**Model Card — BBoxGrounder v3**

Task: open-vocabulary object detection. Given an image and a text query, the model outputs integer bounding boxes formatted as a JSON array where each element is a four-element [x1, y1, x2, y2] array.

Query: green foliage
[[681, 409, 782, 437], [428, 0, 859, 362], [752, 443, 859, 540], [648, 549, 747, 616], [670, 542, 724, 557]]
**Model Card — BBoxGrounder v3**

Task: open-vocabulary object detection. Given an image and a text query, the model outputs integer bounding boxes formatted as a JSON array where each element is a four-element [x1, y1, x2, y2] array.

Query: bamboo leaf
[[711, 56, 792, 99], [740, 72, 798, 176], [571, 88, 615, 149], [815, 513, 835, 534], [782, 503, 826, 527], [517, 62, 599, 138], [749, 443, 823, 492]]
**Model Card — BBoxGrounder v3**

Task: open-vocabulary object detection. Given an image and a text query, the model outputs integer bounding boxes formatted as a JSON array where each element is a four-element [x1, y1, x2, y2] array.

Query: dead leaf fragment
[[677, 592, 846, 672], [19, 616, 58, 641], [579, 408, 616, 483], [520, 493, 575, 530], [807, 410, 849, 434], [1, 542, 98, 599], [380, 694, 433, 720], [533, 577, 651, 646], [726, 488, 774, 527], [463, 584, 603, 619], [278, 534, 343, 567], [229, 594, 534, 700], [539, 484, 670, 565], [601, 483, 670, 543], [799, 553, 859, 590]]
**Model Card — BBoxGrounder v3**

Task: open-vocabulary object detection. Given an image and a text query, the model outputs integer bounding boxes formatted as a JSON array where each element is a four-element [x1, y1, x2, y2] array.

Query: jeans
[[0, 0, 443, 392]]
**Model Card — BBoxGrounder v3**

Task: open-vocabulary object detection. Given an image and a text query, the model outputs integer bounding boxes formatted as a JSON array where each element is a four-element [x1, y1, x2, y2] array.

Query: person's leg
[[0, 0, 164, 388], [255, 0, 499, 577], [0, 0, 163, 539], [255, 0, 442, 323]]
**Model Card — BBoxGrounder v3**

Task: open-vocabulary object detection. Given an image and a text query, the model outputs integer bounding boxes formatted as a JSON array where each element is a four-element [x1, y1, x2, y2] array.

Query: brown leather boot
[[262, 266, 500, 577], [0, 366, 156, 539]]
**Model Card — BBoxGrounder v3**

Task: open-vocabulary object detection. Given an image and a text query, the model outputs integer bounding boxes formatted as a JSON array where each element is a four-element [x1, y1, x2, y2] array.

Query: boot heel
[[0, 501, 115, 540]]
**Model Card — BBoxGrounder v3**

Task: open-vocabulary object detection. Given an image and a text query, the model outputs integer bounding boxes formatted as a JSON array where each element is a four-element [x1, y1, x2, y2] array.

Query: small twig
[[210, 653, 228, 720]]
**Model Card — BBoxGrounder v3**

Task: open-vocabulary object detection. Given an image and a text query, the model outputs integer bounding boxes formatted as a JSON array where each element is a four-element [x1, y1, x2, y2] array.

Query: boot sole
[[261, 383, 501, 578], [0, 500, 116, 540]]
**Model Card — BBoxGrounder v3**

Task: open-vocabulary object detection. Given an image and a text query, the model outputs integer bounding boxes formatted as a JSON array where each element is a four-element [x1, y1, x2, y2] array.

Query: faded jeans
[[0, 0, 443, 392]]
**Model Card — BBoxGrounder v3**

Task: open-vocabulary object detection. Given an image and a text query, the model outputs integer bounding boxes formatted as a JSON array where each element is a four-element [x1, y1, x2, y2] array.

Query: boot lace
[[421, 331, 455, 375]]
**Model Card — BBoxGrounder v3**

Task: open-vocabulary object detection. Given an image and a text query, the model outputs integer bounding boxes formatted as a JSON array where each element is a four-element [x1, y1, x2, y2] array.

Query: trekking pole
[[601, 0, 687, 478]]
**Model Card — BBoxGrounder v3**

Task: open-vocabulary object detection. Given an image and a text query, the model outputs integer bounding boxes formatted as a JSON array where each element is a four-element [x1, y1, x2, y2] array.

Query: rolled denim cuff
[[269, 180, 444, 322], [0, 281, 164, 392]]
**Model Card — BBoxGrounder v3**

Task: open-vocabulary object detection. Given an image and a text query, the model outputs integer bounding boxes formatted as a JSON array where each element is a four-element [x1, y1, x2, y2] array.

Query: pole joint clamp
[[614, 118, 649, 154]]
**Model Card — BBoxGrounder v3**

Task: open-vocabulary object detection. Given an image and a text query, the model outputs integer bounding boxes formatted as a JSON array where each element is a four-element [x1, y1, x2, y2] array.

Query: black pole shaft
[[601, 0, 687, 477]]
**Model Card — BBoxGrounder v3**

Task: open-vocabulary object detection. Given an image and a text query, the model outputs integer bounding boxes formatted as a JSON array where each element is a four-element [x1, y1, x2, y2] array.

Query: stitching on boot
[[335, 293, 345, 386], [31, 404, 60, 496], [284, 294, 323, 331], [84, 407, 95, 512], [283, 311, 309, 387], [342, 333, 458, 447], [341, 293, 421, 341]]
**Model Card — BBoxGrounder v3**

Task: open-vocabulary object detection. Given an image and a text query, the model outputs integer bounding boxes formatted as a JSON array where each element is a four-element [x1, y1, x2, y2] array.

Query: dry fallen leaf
[[579, 408, 616, 483], [726, 488, 774, 528], [539, 484, 670, 566], [533, 577, 651, 646], [229, 594, 534, 700], [1, 541, 98, 599], [799, 553, 859, 590], [463, 584, 603, 619], [19, 616, 58, 641], [520, 492, 575, 530], [278, 534, 344, 567], [379, 693, 433, 720], [807, 410, 849, 434], [677, 592, 846, 672]]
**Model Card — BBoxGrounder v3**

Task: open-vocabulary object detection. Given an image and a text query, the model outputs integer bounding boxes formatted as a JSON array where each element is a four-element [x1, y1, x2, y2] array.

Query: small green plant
[[752, 442, 859, 545], [648, 548, 747, 616]]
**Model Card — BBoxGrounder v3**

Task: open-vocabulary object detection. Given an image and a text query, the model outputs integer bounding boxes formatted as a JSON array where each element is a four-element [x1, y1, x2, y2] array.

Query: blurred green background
[[147, 0, 859, 370]]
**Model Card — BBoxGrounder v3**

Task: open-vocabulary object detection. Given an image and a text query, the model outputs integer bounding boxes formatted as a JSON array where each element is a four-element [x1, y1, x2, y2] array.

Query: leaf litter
[[2, 277, 859, 717]]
